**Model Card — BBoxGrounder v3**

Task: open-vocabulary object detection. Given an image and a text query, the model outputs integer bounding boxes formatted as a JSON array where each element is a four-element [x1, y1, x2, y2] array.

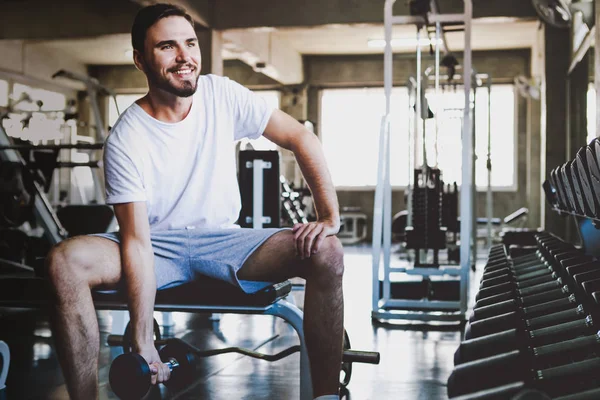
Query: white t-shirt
[[103, 74, 275, 231]]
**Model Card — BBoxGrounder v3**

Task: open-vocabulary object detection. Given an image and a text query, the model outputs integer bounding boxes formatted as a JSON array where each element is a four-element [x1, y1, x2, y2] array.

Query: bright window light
[[320, 85, 517, 189], [587, 84, 596, 143]]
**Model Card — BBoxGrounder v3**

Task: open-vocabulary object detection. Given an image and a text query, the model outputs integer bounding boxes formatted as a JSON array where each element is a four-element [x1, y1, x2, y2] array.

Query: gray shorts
[[92, 227, 285, 293]]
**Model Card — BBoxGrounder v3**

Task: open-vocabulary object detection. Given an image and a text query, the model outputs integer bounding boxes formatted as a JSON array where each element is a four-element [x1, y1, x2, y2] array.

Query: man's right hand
[[138, 346, 171, 385]]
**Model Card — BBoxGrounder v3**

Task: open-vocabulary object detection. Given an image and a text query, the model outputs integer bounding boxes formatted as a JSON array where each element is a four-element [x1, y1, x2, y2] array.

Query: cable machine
[[372, 0, 473, 323]]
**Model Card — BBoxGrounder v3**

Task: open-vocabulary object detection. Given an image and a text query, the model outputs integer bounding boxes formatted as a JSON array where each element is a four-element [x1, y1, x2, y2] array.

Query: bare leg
[[45, 236, 122, 400], [238, 230, 344, 397]]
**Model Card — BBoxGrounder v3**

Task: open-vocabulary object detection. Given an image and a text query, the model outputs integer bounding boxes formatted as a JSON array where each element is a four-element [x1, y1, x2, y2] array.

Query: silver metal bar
[[416, 26, 423, 167], [486, 78, 493, 248], [372, 309, 465, 322], [460, 0, 473, 314], [391, 13, 465, 25], [383, 117, 392, 302], [382, 299, 461, 311], [434, 22, 441, 166], [472, 84, 477, 266], [392, 267, 462, 276], [253, 159, 264, 229], [372, 115, 390, 311], [265, 300, 312, 400]]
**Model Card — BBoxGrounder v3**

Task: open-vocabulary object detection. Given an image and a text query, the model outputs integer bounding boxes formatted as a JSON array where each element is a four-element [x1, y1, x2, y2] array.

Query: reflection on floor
[[1, 244, 482, 400]]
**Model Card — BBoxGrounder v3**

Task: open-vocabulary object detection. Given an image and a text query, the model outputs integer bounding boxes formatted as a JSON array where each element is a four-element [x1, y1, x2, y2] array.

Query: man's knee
[[46, 239, 92, 288], [305, 236, 344, 284]]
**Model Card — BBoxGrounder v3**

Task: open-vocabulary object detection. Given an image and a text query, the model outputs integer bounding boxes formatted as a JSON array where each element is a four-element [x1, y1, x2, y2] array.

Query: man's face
[[137, 16, 202, 97]]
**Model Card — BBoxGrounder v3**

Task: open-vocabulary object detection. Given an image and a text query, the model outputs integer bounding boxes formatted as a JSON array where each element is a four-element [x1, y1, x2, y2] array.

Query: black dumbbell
[[475, 253, 599, 308], [472, 258, 598, 322], [456, 307, 590, 364], [109, 341, 195, 399], [448, 351, 600, 398]]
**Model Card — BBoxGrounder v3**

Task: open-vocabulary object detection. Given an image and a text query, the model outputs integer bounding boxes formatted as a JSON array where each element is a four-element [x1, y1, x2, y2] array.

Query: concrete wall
[[0, 40, 87, 91]]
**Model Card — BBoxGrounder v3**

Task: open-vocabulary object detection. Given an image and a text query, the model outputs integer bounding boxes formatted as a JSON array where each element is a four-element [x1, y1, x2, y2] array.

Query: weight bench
[[0, 273, 314, 399]]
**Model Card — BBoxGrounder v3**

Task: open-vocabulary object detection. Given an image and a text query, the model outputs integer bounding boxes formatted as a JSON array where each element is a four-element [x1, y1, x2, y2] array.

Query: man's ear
[[133, 50, 145, 73]]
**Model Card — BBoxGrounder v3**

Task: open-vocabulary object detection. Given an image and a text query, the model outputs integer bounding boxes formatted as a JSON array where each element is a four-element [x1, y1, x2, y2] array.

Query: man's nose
[[175, 46, 192, 63]]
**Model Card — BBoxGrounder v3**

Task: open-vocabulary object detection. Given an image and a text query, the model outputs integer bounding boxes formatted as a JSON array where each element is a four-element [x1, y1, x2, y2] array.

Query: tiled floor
[[0, 244, 482, 400]]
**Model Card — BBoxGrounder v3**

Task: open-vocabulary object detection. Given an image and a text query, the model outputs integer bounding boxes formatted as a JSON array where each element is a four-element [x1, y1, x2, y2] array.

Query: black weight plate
[[160, 340, 196, 392], [550, 168, 568, 210], [557, 164, 576, 212], [576, 150, 596, 216], [587, 144, 600, 218], [109, 353, 151, 399], [560, 163, 580, 213], [571, 157, 591, 216]]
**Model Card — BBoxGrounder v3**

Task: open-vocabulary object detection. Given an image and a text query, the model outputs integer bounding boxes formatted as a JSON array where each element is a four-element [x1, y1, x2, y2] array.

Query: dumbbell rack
[[447, 234, 600, 399], [371, 0, 473, 324]]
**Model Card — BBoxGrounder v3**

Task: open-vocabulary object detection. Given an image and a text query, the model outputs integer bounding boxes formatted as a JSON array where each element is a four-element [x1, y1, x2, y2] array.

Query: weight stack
[[238, 150, 281, 228], [442, 182, 459, 234], [406, 167, 446, 251]]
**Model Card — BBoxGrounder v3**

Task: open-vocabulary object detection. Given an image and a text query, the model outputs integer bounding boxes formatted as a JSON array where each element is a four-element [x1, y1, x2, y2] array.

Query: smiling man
[[45, 3, 344, 400]]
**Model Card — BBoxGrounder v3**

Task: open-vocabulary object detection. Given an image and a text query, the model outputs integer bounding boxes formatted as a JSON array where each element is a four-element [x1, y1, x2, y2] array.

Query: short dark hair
[[131, 3, 194, 53]]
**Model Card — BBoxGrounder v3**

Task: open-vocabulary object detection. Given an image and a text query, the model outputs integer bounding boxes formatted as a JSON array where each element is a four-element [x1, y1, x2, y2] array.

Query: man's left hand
[[292, 219, 340, 260]]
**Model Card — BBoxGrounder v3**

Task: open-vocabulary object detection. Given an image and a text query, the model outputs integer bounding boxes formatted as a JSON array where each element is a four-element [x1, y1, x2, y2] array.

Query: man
[[46, 3, 344, 400]]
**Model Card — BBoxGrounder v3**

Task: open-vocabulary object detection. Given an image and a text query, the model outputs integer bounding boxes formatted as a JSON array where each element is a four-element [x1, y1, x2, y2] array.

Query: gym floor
[[1, 245, 481, 400]]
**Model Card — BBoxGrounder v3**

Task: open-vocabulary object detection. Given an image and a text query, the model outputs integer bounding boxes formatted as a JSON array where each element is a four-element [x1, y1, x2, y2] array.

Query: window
[[320, 87, 410, 187], [320, 85, 516, 189], [587, 84, 596, 144], [425, 84, 516, 188]]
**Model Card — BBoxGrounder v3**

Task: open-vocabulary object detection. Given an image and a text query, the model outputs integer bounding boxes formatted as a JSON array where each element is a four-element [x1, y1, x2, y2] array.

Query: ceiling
[[30, 19, 540, 66]]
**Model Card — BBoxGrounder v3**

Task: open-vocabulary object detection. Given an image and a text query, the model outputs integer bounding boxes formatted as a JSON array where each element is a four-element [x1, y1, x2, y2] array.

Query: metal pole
[[435, 23, 441, 166], [460, 0, 473, 315], [416, 26, 423, 168], [372, 0, 396, 316], [596, 0, 600, 138], [472, 84, 477, 267], [486, 78, 493, 248]]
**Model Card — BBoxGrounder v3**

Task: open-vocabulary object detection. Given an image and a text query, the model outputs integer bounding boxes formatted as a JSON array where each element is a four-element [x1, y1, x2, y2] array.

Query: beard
[[146, 63, 200, 97]]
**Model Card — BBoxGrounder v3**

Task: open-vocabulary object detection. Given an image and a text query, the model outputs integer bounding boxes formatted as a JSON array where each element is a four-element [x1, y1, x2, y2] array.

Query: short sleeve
[[103, 137, 146, 205], [225, 77, 276, 141]]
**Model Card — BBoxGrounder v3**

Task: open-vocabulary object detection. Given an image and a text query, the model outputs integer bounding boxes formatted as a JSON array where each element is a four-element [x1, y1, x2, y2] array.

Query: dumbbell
[[471, 257, 598, 323], [575, 147, 598, 218], [448, 352, 600, 398], [109, 341, 195, 399], [449, 382, 551, 400], [476, 250, 595, 307], [467, 261, 600, 338], [479, 243, 574, 284], [456, 308, 592, 364]]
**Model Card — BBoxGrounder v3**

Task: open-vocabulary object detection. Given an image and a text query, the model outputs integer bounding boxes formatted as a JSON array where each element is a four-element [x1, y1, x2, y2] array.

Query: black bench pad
[[0, 275, 292, 310]]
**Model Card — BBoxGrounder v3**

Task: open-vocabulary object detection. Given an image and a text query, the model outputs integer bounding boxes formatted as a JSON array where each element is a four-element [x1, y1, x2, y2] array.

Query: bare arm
[[263, 109, 340, 257], [113, 202, 169, 383]]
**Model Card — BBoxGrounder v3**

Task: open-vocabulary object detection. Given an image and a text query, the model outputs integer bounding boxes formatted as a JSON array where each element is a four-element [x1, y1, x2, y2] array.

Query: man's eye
[[188, 42, 196, 47], [162, 45, 173, 50]]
